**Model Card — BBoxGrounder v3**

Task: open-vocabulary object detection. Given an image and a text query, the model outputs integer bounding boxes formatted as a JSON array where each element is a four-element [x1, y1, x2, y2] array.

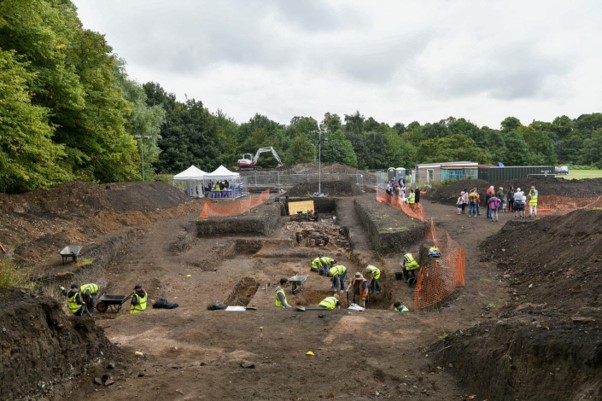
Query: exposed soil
[[427, 177, 602, 205], [1, 169, 600, 401]]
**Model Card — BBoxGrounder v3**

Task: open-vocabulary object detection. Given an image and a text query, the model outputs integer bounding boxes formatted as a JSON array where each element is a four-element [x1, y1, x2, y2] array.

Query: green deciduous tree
[[417, 134, 491, 164], [0, 49, 70, 192]]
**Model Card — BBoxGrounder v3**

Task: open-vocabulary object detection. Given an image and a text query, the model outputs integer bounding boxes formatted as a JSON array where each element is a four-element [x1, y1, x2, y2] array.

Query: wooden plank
[[287, 200, 315, 215]]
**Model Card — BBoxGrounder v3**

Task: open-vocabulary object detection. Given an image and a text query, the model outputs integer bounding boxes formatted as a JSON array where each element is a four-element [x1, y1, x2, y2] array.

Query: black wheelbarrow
[[95, 293, 133, 313]]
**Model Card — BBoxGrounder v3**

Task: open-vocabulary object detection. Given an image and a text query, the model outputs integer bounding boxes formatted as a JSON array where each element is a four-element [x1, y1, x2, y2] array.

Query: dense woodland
[[1, 0, 601, 193]]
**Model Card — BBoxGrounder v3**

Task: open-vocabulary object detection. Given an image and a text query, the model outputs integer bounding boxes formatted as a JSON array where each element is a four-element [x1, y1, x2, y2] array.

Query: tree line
[[1, 1, 601, 193]]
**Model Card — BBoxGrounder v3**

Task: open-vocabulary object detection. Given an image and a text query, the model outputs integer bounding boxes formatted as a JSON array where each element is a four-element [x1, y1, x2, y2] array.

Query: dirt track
[[1, 173, 600, 401], [62, 196, 516, 401]]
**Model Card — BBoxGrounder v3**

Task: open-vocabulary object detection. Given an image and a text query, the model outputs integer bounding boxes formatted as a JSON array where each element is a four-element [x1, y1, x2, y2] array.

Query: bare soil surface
[[1, 169, 600, 401]]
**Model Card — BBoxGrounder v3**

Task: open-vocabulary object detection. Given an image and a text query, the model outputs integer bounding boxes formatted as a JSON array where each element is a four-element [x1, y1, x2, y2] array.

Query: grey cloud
[[417, 42, 571, 100]]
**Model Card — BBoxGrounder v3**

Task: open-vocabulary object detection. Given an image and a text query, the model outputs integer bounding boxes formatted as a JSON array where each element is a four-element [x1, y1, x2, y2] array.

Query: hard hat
[[134, 284, 142, 290], [354, 272, 363, 279]]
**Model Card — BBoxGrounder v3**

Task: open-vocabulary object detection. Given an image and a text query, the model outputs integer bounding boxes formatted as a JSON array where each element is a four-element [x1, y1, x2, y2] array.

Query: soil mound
[[427, 177, 602, 205], [286, 179, 364, 197], [480, 209, 602, 315], [0, 288, 117, 400], [0, 182, 195, 263], [432, 209, 602, 401], [282, 162, 364, 175], [0, 181, 190, 217]]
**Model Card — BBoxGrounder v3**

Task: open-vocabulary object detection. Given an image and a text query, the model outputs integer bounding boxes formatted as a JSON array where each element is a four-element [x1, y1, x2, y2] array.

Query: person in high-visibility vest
[[400, 251, 420, 284], [408, 189, 416, 206], [327, 265, 347, 293], [319, 294, 340, 310], [528, 185, 538, 218], [393, 301, 409, 313], [346, 272, 369, 307], [79, 283, 99, 314], [310, 256, 335, 276], [275, 278, 291, 308], [130, 284, 148, 315], [61, 283, 84, 316], [364, 265, 381, 293]]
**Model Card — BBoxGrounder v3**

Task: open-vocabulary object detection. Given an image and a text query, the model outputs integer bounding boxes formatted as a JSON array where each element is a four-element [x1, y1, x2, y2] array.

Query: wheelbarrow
[[95, 293, 133, 313], [288, 274, 308, 295]]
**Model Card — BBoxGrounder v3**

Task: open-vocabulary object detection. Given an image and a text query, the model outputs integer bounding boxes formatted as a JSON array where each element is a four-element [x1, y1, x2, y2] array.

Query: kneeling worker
[[275, 278, 291, 308], [130, 284, 148, 315], [392, 301, 409, 313], [319, 293, 341, 310], [80, 282, 99, 313], [61, 284, 84, 316]]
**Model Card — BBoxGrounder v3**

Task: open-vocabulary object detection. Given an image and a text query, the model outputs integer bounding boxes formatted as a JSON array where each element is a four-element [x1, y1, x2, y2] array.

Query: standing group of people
[[385, 179, 421, 207], [61, 283, 147, 316], [457, 185, 539, 221]]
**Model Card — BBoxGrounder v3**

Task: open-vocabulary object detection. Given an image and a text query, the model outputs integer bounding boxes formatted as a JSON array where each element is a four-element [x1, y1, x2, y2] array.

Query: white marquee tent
[[204, 165, 240, 180], [203, 165, 246, 198], [173, 165, 207, 197]]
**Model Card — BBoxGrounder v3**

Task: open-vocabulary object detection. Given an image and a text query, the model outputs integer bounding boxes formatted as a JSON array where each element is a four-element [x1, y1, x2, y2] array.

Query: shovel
[[295, 305, 324, 311]]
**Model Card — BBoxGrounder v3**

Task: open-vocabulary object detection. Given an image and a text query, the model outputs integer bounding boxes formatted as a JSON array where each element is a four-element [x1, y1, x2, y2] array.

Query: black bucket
[[395, 272, 403, 281]]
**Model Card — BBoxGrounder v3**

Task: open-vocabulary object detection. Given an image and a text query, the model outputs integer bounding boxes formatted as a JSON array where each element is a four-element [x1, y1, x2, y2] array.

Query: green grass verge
[[0, 259, 34, 289], [560, 169, 602, 179]]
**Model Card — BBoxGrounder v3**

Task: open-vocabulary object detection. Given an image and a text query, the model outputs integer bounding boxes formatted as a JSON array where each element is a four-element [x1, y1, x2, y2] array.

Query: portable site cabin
[[414, 161, 479, 186], [173, 165, 208, 197]]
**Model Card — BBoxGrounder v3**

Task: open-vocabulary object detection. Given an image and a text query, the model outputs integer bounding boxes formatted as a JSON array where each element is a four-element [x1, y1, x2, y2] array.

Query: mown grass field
[[560, 169, 602, 179]]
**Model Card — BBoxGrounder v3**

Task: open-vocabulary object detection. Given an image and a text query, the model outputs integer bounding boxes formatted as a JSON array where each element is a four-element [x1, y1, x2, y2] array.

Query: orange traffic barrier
[[199, 190, 270, 218], [376, 190, 425, 222], [414, 219, 465, 310], [537, 195, 602, 214]]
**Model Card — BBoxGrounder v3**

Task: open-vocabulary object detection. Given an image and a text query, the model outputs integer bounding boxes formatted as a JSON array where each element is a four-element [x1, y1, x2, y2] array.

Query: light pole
[[318, 128, 322, 195], [316, 128, 327, 196], [134, 135, 151, 181]]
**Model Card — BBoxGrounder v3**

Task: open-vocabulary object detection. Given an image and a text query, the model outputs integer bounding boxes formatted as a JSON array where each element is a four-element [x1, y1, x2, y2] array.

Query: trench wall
[[354, 198, 425, 255], [433, 318, 602, 401], [0, 289, 114, 400], [196, 203, 281, 236]]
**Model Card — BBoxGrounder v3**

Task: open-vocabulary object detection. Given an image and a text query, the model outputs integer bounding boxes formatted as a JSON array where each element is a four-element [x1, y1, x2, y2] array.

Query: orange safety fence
[[536, 195, 602, 214], [376, 190, 426, 222], [200, 190, 270, 218], [414, 219, 465, 310]]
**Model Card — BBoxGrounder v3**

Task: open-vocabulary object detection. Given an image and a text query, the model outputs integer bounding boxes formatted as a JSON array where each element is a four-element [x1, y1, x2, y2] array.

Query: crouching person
[[319, 294, 341, 310], [130, 284, 148, 315]]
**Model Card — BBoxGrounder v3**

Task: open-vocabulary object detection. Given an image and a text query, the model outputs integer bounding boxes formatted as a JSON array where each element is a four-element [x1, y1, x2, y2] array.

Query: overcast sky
[[72, 0, 602, 129]]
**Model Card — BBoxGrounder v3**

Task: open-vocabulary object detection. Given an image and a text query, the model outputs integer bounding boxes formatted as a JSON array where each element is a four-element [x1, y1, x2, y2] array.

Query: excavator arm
[[252, 147, 283, 167]]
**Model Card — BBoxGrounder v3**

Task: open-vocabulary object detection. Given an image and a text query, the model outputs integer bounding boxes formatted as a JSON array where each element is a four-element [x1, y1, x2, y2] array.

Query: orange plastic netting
[[414, 219, 465, 310], [536, 195, 602, 214], [200, 190, 270, 218], [376, 191, 426, 222]]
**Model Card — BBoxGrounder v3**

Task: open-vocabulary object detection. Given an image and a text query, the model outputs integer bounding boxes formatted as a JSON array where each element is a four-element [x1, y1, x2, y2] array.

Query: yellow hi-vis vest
[[366, 265, 381, 280], [311, 257, 324, 271], [80, 283, 99, 295], [529, 191, 538, 206], [329, 265, 346, 277], [275, 288, 287, 307], [319, 296, 338, 310], [408, 192, 416, 204], [67, 292, 82, 314], [130, 292, 148, 314], [404, 253, 420, 270]]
